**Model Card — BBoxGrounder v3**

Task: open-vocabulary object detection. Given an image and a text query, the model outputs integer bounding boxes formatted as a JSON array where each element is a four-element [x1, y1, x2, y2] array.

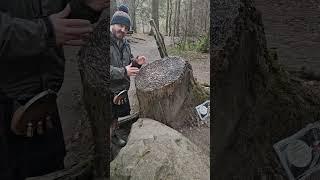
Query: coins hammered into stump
[[136, 57, 186, 91]]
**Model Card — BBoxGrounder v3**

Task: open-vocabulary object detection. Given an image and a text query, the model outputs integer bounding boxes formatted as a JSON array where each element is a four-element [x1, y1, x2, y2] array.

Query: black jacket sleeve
[[0, 11, 55, 58], [68, 0, 102, 23]]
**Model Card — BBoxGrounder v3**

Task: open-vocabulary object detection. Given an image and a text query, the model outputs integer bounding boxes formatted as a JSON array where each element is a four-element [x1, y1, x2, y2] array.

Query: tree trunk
[[129, 0, 136, 32], [26, 9, 112, 180], [77, 15, 111, 179], [165, 0, 169, 35], [212, 0, 320, 179], [173, 0, 177, 37], [202, 11, 205, 34], [204, 15, 207, 34], [135, 57, 209, 130], [169, 0, 173, 36], [188, 0, 193, 37], [176, 0, 181, 37], [111, 0, 117, 15], [183, 0, 188, 49], [150, 0, 159, 35], [142, 19, 145, 33]]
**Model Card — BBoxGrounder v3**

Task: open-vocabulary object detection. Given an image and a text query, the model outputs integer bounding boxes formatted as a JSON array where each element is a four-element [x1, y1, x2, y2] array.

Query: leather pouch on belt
[[11, 89, 57, 137], [113, 90, 128, 105]]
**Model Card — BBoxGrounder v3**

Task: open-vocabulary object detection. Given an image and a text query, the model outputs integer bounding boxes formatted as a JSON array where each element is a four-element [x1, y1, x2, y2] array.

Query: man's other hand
[[49, 4, 93, 46], [85, 0, 109, 11], [125, 63, 140, 76], [135, 55, 147, 65]]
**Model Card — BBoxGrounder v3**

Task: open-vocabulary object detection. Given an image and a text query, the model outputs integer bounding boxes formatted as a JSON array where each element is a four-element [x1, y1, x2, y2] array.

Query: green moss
[[191, 80, 210, 105]]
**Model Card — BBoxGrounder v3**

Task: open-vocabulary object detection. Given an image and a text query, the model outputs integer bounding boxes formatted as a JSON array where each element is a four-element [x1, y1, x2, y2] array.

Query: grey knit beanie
[[118, 4, 129, 14], [111, 10, 131, 28]]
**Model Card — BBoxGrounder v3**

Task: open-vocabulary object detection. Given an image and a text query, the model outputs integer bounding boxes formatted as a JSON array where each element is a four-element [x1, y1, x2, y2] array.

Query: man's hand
[[49, 4, 93, 46], [125, 63, 139, 76], [84, 0, 109, 11], [135, 55, 147, 65]]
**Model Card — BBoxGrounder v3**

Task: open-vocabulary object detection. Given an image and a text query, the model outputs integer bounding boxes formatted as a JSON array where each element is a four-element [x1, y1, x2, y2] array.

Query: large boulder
[[110, 118, 210, 180]]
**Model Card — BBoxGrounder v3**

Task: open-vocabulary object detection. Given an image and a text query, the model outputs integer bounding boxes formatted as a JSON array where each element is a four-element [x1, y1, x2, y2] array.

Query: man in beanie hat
[[110, 8, 147, 148]]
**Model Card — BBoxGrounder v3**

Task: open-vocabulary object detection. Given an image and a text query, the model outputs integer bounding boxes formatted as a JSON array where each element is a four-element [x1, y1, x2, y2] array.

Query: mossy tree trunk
[[212, 0, 320, 179], [27, 8, 112, 180], [77, 16, 111, 179]]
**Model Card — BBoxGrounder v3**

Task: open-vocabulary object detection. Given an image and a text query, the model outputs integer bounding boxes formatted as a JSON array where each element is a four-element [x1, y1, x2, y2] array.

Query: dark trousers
[[110, 94, 130, 160], [113, 101, 131, 118], [111, 92, 131, 120], [0, 101, 66, 180]]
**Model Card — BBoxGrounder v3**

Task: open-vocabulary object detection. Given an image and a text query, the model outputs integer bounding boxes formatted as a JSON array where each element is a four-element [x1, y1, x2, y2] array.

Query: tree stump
[[77, 15, 111, 179], [26, 11, 111, 180], [212, 0, 320, 179], [135, 57, 209, 129]]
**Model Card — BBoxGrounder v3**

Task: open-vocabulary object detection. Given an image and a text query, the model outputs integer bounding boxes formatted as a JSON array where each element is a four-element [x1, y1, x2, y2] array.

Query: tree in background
[[152, 0, 160, 30], [112, 0, 209, 52], [111, 0, 117, 15], [149, 0, 160, 35], [165, 0, 169, 35], [129, 0, 137, 32]]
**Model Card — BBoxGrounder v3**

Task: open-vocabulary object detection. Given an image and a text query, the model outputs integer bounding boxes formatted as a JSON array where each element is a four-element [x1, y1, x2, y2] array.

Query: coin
[[286, 140, 312, 168]]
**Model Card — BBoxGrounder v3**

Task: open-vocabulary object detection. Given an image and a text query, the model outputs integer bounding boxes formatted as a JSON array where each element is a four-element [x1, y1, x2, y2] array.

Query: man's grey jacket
[[110, 32, 140, 95]]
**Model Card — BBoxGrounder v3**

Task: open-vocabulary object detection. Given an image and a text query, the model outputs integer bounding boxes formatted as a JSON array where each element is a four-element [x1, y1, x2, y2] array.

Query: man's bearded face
[[112, 24, 129, 39]]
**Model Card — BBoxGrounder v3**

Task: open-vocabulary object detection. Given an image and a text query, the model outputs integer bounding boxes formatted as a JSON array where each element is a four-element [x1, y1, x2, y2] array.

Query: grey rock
[[110, 118, 210, 180]]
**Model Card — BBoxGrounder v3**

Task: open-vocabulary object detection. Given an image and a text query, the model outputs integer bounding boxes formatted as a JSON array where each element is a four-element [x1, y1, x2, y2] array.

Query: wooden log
[[149, 19, 168, 58], [135, 56, 209, 129], [212, 0, 320, 179]]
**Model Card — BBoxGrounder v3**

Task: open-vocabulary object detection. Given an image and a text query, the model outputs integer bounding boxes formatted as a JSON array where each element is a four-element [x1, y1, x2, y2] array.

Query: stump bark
[[135, 57, 209, 129], [77, 16, 111, 179], [212, 0, 320, 179], [26, 10, 111, 180]]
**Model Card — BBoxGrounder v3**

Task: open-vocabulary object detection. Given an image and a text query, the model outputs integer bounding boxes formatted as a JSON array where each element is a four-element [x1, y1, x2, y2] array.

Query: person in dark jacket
[[0, 1, 107, 179], [110, 8, 147, 146]]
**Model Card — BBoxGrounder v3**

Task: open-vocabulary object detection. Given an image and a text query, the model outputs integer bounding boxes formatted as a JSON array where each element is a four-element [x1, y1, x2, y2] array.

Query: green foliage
[[191, 80, 210, 105], [195, 35, 209, 53], [169, 34, 209, 53]]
